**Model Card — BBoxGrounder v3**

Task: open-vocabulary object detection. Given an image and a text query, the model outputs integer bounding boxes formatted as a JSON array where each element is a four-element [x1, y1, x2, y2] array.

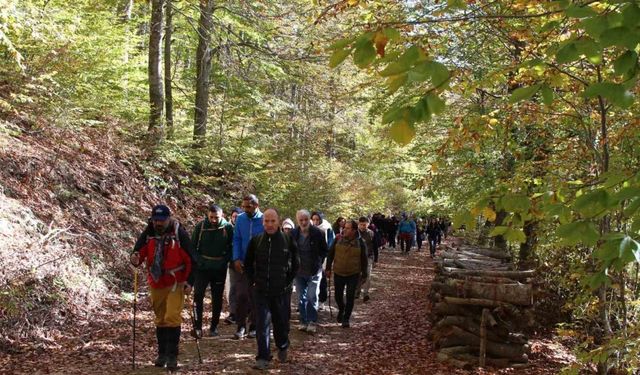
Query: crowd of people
[[129, 195, 450, 371]]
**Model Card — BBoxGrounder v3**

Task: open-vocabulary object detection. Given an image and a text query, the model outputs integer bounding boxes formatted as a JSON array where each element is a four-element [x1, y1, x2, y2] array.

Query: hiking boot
[[154, 327, 167, 367], [253, 359, 270, 370], [208, 326, 219, 337], [234, 326, 246, 340], [337, 311, 343, 323], [306, 322, 317, 334], [363, 295, 370, 302], [166, 326, 180, 372], [297, 323, 308, 332], [224, 314, 236, 325], [192, 329, 202, 339], [278, 348, 288, 363], [341, 319, 350, 328], [248, 329, 257, 338]]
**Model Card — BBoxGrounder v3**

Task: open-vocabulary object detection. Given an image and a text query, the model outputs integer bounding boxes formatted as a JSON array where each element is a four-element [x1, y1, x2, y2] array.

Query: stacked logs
[[429, 242, 535, 369]]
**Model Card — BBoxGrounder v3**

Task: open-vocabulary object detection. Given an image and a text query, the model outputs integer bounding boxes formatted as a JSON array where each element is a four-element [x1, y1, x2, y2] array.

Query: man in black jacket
[[291, 209, 328, 334], [244, 208, 299, 370]]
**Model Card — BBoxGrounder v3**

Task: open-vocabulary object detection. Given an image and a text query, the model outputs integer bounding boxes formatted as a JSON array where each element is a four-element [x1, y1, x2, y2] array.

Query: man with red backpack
[[130, 205, 195, 371]]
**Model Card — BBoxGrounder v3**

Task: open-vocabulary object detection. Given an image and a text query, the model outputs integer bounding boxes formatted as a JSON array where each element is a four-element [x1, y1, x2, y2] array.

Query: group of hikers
[[129, 194, 449, 371]]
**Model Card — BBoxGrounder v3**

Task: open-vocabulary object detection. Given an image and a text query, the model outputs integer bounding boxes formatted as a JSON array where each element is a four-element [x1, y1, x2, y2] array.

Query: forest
[[1, 0, 639, 374]]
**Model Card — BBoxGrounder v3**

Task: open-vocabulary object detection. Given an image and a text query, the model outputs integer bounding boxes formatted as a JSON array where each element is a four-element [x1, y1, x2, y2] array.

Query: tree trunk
[[148, 0, 164, 142], [164, 0, 174, 139], [193, 0, 215, 147]]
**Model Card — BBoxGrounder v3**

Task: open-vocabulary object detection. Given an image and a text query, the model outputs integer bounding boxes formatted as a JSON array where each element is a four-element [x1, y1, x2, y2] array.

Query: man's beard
[[155, 221, 169, 234]]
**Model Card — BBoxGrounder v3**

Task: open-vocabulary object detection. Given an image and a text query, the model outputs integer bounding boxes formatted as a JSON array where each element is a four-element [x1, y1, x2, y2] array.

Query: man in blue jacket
[[231, 194, 264, 339]]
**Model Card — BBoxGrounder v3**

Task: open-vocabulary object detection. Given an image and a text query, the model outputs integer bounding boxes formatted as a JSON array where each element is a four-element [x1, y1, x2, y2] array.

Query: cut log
[[442, 268, 535, 280], [443, 296, 516, 309], [442, 279, 533, 306], [436, 352, 473, 369], [437, 325, 527, 359], [433, 302, 481, 317], [458, 246, 512, 260], [454, 259, 513, 271]]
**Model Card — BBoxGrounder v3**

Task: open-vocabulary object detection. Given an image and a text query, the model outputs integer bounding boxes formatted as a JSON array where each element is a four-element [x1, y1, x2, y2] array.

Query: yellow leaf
[[389, 119, 415, 146], [347, 0, 359, 5], [373, 31, 388, 57], [483, 206, 497, 222], [488, 118, 498, 125]]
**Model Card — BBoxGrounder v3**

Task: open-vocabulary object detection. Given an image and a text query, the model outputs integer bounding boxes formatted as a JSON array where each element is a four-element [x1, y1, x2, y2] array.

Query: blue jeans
[[295, 270, 322, 324], [252, 289, 291, 361]]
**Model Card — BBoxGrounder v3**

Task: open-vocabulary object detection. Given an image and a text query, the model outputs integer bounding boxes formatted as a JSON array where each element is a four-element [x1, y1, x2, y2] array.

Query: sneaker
[[336, 311, 343, 323], [154, 355, 167, 367], [253, 359, 270, 370], [248, 329, 257, 338], [166, 356, 178, 371], [192, 329, 202, 339], [363, 295, 370, 302], [224, 314, 236, 325], [297, 323, 308, 331], [208, 327, 219, 337], [233, 326, 246, 340], [306, 323, 317, 334], [277, 347, 288, 363], [341, 319, 350, 328]]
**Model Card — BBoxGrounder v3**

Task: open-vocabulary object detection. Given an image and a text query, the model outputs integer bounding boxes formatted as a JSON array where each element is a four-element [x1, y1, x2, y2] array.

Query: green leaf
[[587, 270, 609, 290], [622, 4, 640, 27], [556, 220, 599, 246], [381, 61, 413, 77], [556, 42, 581, 64], [427, 61, 450, 87], [383, 28, 402, 41], [624, 198, 640, 217], [594, 238, 621, 262], [613, 50, 638, 75], [541, 20, 561, 32], [540, 85, 554, 106], [565, 4, 598, 18], [411, 98, 431, 123], [580, 17, 608, 38], [509, 84, 541, 103], [600, 26, 640, 49], [500, 194, 531, 212], [387, 74, 408, 94], [426, 94, 445, 115], [382, 106, 404, 124], [573, 189, 611, 218], [353, 42, 376, 68], [504, 228, 527, 243], [328, 37, 354, 50], [453, 210, 475, 230], [584, 82, 634, 108], [612, 187, 640, 202], [329, 48, 351, 68], [489, 226, 509, 236], [398, 45, 420, 66], [389, 119, 415, 146]]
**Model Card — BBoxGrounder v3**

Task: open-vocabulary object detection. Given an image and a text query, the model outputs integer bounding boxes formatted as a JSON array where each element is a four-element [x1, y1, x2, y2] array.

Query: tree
[[148, 0, 165, 142], [164, 0, 174, 139], [193, 0, 215, 147]]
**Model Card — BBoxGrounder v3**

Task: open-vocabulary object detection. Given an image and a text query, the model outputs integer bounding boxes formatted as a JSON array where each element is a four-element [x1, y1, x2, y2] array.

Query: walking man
[[325, 219, 368, 328], [232, 194, 264, 339], [130, 205, 195, 371], [292, 210, 328, 333], [191, 204, 233, 337], [357, 216, 378, 302], [245, 208, 299, 370], [426, 217, 440, 257], [397, 214, 416, 253]]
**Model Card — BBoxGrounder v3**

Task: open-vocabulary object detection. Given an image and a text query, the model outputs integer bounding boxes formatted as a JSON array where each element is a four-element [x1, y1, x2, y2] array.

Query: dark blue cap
[[151, 204, 171, 221]]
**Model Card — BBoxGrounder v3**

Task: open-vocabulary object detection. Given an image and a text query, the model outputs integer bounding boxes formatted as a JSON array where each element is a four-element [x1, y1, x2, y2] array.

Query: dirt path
[[2, 238, 574, 374]]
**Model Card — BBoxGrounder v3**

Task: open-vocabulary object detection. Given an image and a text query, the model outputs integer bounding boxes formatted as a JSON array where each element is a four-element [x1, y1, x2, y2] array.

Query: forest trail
[[2, 238, 573, 375]]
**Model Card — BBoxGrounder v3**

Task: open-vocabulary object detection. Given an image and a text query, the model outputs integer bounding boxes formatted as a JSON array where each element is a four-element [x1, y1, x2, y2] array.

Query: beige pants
[[359, 261, 374, 296], [150, 285, 185, 327]]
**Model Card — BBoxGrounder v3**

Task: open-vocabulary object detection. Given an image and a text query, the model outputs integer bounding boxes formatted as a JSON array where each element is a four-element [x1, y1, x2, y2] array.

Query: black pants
[[193, 268, 227, 330], [428, 234, 437, 255], [399, 233, 412, 253], [387, 232, 396, 249], [234, 270, 255, 330], [416, 232, 423, 251], [334, 273, 359, 322], [253, 289, 291, 361]]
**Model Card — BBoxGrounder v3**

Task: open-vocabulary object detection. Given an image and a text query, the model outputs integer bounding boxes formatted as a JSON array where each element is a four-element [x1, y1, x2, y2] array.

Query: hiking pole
[[188, 295, 203, 364], [132, 268, 138, 370]]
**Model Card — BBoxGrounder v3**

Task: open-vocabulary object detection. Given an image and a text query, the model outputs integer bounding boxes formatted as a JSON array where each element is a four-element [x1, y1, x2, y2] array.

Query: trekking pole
[[132, 268, 138, 370], [188, 295, 203, 364]]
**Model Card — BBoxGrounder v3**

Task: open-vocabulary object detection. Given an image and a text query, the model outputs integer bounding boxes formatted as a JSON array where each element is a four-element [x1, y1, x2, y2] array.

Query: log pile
[[429, 242, 535, 369]]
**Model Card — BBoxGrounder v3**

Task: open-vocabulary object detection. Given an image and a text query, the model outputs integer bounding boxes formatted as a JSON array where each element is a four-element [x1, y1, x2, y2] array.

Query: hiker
[[311, 211, 334, 309], [231, 194, 263, 339], [191, 204, 233, 337], [292, 210, 328, 333], [244, 208, 299, 370], [386, 215, 398, 250], [282, 218, 295, 234], [224, 207, 242, 325], [130, 204, 195, 371], [426, 217, 440, 257], [397, 213, 416, 253], [416, 217, 425, 252], [332, 216, 346, 236], [325, 219, 368, 328], [357, 216, 378, 302]]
